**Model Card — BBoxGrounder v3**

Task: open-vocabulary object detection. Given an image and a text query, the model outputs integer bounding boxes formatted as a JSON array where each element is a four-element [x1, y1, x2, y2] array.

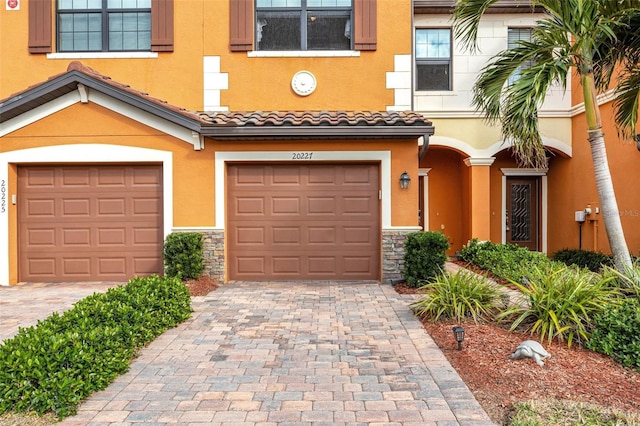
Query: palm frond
[[452, 0, 501, 53], [612, 68, 640, 142]]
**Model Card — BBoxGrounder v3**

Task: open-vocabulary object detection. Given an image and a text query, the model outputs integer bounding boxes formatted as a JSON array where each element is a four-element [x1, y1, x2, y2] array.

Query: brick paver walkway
[[2, 281, 493, 425]]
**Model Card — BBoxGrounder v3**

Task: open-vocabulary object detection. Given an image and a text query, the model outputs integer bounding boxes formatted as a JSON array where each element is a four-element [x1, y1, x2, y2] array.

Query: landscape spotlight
[[452, 326, 465, 350]]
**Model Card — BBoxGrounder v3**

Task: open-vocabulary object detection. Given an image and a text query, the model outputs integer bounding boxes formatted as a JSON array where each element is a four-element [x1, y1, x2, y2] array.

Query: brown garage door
[[18, 165, 163, 282], [228, 163, 380, 280]]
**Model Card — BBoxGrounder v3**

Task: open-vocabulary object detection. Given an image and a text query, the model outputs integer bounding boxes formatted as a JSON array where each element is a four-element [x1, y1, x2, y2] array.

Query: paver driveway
[[2, 281, 493, 425]]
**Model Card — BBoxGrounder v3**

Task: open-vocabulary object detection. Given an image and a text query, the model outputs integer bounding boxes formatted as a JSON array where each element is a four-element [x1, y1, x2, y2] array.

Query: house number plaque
[[0, 180, 6, 213]]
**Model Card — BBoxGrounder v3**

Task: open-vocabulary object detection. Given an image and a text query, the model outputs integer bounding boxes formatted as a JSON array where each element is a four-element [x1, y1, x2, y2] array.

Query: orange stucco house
[[1, 0, 638, 286]]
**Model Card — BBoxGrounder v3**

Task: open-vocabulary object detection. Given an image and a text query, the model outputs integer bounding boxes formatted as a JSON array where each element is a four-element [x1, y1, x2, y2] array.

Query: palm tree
[[453, 0, 638, 271]]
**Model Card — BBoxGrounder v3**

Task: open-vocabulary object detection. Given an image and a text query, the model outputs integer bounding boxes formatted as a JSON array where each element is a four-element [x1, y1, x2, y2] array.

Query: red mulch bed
[[183, 275, 218, 296], [396, 280, 640, 424]]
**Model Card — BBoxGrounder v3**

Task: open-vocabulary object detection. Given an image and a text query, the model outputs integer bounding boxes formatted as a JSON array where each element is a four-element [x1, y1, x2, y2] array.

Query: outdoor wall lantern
[[452, 326, 465, 350], [399, 171, 411, 189]]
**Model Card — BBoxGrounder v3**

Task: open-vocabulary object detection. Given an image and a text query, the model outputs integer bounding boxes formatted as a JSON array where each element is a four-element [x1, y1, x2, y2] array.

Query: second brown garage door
[[18, 165, 163, 282], [228, 163, 380, 281]]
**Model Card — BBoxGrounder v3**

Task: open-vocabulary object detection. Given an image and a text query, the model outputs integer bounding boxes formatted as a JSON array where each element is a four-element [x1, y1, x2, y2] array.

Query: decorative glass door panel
[[506, 177, 539, 251]]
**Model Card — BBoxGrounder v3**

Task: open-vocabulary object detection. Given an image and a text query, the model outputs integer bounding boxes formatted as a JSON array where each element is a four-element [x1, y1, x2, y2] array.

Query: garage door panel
[[98, 198, 126, 215], [131, 167, 161, 186], [307, 227, 336, 244], [236, 257, 265, 274], [236, 197, 265, 215], [343, 227, 373, 244], [99, 258, 127, 274], [132, 227, 161, 245], [272, 166, 302, 184], [272, 197, 300, 215], [132, 257, 163, 275], [19, 165, 163, 282], [63, 228, 92, 246], [23, 169, 55, 188], [235, 165, 267, 185], [308, 197, 336, 214], [344, 257, 373, 273], [344, 167, 374, 185], [228, 163, 379, 281], [307, 257, 337, 274], [63, 257, 92, 275], [272, 257, 300, 274], [235, 227, 265, 245], [272, 227, 300, 244], [26, 198, 56, 217], [62, 168, 91, 186], [132, 197, 162, 215], [26, 228, 56, 247], [343, 196, 374, 214], [98, 227, 126, 245]]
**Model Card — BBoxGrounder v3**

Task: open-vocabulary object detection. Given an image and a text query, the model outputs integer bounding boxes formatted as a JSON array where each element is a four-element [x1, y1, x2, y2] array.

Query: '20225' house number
[[0, 180, 6, 214]]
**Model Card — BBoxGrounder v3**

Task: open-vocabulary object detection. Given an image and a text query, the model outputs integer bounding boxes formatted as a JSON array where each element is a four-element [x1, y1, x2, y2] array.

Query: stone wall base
[[382, 229, 413, 283], [201, 230, 225, 283]]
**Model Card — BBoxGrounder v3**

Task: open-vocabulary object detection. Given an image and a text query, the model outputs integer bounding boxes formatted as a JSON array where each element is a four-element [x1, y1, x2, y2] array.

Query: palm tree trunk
[[583, 74, 632, 271]]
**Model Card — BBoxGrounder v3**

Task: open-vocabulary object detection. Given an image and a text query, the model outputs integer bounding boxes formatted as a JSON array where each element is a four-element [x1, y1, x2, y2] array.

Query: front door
[[506, 177, 539, 251]]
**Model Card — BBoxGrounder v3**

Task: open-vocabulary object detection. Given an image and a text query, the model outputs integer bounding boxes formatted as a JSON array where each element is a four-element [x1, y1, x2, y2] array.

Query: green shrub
[[163, 232, 204, 279], [498, 267, 618, 346], [411, 269, 503, 323], [403, 231, 450, 288], [552, 248, 614, 272], [0, 275, 192, 419], [586, 298, 640, 371], [601, 262, 640, 299], [458, 239, 557, 283]]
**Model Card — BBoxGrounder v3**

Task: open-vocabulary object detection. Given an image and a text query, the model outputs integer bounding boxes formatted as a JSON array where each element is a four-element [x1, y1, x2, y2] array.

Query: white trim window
[[415, 28, 452, 91], [255, 0, 352, 51]]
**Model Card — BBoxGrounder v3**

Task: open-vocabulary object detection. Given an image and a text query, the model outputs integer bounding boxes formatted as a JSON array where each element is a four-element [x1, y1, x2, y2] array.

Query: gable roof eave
[[0, 71, 203, 133]]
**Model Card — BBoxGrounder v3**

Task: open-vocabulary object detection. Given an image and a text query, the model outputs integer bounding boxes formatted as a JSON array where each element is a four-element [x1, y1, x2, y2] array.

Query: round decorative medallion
[[291, 71, 317, 96]]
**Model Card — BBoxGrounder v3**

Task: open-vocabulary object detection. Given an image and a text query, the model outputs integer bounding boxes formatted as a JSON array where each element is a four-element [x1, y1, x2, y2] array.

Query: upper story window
[[255, 0, 352, 51], [508, 27, 534, 83], [57, 0, 151, 52], [415, 28, 452, 91]]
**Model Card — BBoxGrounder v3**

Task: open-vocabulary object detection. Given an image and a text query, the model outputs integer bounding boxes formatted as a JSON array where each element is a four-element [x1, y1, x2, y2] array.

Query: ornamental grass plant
[[497, 267, 619, 347], [411, 268, 504, 324]]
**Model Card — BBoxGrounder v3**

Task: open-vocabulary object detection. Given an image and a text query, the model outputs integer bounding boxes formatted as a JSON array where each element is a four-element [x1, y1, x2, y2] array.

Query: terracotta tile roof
[[198, 110, 432, 127]]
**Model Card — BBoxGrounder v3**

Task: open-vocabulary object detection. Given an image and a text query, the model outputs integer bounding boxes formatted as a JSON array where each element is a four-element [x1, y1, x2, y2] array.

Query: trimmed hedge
[[587, 298, 640, 371], [459, 238, 557, 283], [0, 275, 192, 419], [163, 232, 204, 279], [403, 231, 450, 288], [552, 248, 614, 272]]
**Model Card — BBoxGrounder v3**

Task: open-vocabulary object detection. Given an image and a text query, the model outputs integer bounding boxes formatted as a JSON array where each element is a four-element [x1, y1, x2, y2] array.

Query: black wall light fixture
[[400, 171, 411, 189]]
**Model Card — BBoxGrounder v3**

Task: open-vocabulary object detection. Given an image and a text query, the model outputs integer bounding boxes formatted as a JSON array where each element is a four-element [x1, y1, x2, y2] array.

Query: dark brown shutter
[[354, 0, 377, 51], [151, 0, 174, 52], [230, 0, 253, 52], [28, 0, 52, 53]]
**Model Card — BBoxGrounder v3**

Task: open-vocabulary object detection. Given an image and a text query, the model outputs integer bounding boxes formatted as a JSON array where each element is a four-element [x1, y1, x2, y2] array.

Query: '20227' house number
[[292, 152, 313, 160]]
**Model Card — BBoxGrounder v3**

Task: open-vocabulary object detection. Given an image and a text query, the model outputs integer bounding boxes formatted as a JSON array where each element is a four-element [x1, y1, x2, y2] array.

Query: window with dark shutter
[[29, 0, 52, 54], [231, 0, 376, 52], [34, 0, 173, 53]]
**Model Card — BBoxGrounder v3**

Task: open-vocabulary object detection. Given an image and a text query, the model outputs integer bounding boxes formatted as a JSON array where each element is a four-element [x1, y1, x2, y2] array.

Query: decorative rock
[[510, 340, 551, 366]]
